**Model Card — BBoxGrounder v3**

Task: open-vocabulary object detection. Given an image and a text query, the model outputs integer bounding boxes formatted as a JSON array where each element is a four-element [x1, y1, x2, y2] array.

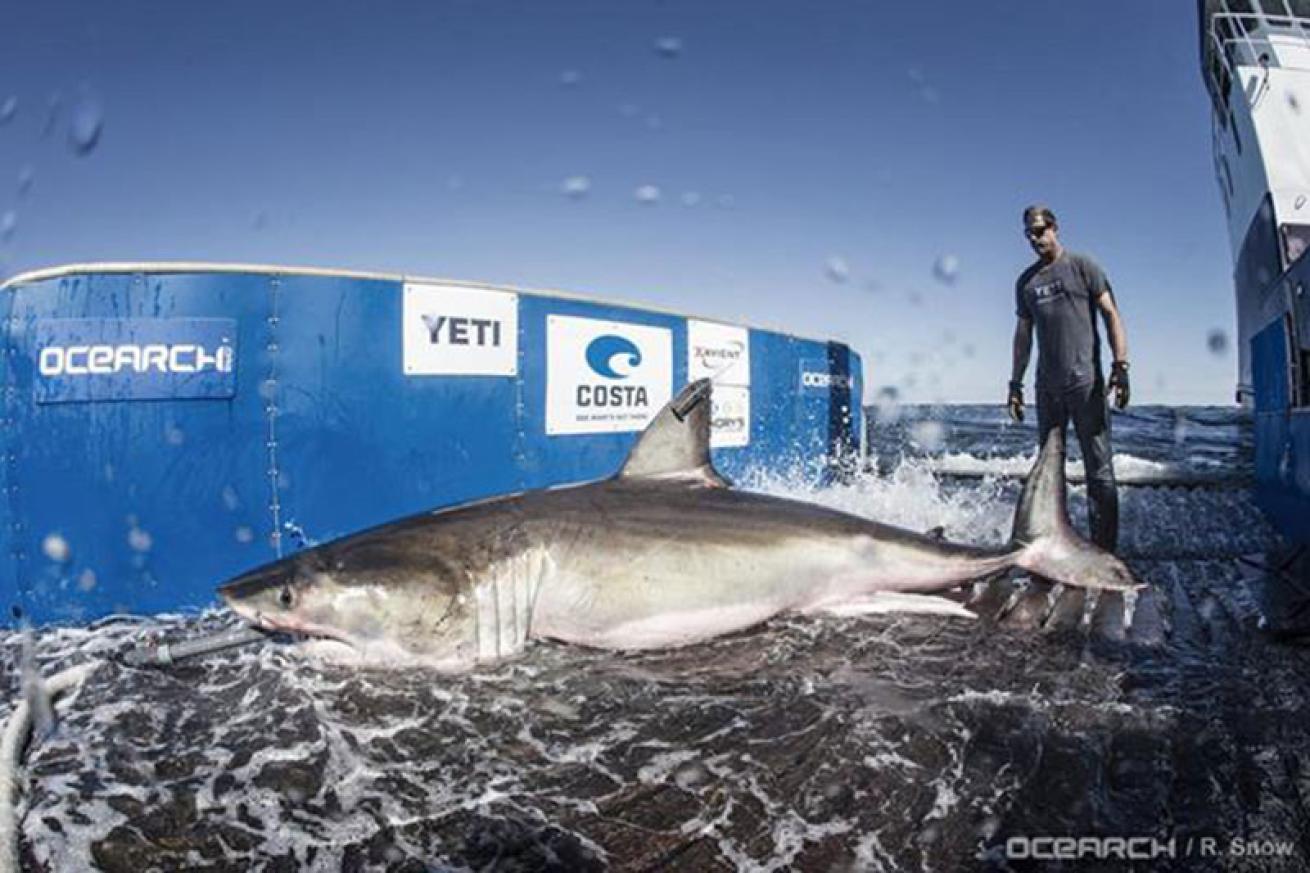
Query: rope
[[0, 661, 100, 873]]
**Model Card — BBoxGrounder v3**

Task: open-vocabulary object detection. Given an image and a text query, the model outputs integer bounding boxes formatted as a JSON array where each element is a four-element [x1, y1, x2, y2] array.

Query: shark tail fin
[[1009, 428, 1138, 592]]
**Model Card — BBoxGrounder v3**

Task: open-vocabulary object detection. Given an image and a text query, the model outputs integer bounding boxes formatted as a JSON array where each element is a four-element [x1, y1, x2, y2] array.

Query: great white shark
[[219, 380, 1137, 669]]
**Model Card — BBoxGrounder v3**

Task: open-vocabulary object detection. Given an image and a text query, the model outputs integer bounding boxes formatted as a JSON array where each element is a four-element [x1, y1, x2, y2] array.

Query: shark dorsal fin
[[618, 379, 730, 487], [1010, 427, 1074, 544]]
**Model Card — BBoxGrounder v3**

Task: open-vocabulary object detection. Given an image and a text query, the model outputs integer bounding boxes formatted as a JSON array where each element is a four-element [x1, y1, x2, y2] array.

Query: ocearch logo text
[[801, 371, 854, 389], [38, 343, 235, 377]]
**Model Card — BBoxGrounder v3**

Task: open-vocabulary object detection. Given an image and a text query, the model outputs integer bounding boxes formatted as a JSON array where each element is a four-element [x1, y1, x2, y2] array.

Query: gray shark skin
[[219, 380, 1136, 670]]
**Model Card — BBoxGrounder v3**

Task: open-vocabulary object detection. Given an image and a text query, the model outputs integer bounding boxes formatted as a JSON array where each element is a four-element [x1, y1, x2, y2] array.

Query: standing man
[[1007, 205, 1130, 552]]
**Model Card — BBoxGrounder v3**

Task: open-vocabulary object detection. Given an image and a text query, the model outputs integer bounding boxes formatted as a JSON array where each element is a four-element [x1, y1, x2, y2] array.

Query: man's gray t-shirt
[[1015, 251, 1112, 393]]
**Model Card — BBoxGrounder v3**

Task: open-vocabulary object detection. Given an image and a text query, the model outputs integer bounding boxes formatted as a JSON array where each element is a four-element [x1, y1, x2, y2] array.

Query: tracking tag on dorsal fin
[[618, 379, 731, 487]]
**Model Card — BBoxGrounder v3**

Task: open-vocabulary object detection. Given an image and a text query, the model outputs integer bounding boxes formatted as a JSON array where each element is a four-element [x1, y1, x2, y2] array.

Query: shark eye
[[278, 585, 295, 609]]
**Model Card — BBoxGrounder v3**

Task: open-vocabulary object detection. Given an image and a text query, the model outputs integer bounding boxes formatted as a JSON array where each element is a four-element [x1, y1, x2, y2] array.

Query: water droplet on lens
[[634, 184, 661, 205], [128, 526, 153, 553], [68, 89, 104, 157], [874, 386, 901, 424], [560, 175, 591, 199], [17, 165, 33, 198], [559, 69, 582, 87], [1288, 91, 1301, 113], [681, 191, 701, 207], [932, 254, 959, 285], [42, 533, 70, 563], [164, 422, 185, 445], [221, 485, 241, 511], [825, 256, 850, 284], [715, 193, 735, 209], [654, 36, 684, 59], [0, 211, 15, 243], [1206, 328, 1229, 355], [235, 526, 254, 544], [0, 96, 16, 124], [910, 420, 946, 452], [77, 569, 97, 592], [41, 92, 62, 139]]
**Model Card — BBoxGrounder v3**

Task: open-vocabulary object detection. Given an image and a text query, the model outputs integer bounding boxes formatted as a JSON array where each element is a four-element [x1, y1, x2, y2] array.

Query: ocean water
[[3, 405, 1309, 872]]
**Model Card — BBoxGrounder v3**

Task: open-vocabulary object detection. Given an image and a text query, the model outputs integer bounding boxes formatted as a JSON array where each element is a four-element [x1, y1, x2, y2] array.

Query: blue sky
[[0, 1, 1235, 404]]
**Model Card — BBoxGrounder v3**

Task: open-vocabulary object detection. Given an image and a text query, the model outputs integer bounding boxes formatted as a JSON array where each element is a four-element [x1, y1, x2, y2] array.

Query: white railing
[[1208, 2, 1310, 80]]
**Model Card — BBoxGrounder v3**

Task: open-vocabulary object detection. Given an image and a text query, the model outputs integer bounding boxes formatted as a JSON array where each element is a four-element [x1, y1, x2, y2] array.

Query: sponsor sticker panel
[[709, 384, 750, 448], [33, 318, 237, 404], [688, 320, 751, 447], [546, 315, 672, 435], [687, 320, 750, 386], [403, 283, 518, 376]]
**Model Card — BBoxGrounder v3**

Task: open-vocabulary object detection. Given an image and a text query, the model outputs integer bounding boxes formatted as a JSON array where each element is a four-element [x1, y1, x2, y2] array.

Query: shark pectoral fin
[[811, 592, 977, 620]]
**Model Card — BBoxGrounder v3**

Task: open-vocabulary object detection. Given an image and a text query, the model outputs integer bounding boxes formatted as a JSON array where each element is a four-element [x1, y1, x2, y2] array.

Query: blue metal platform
[[0, 264, 864, 624]]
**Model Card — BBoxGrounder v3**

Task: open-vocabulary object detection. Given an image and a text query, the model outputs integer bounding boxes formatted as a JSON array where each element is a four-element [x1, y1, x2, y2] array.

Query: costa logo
[[585, 335, 643, 379]]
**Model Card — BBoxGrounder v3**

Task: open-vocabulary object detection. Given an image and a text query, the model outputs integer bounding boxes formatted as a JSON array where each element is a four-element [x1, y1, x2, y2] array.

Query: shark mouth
[[223, 600, 356, 649]]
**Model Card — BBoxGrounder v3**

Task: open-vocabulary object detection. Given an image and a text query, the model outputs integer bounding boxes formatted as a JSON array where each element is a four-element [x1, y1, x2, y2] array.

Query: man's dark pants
[[1036, 379, 1119, 552]]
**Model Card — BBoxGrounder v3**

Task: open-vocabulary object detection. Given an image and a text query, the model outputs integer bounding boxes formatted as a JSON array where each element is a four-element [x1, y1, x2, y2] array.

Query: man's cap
[[1022, 204, 1057, 228]]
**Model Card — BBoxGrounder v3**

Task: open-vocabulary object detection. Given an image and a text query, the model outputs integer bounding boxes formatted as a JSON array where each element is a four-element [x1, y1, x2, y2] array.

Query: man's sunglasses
[[1025, 225, 1051, 240]]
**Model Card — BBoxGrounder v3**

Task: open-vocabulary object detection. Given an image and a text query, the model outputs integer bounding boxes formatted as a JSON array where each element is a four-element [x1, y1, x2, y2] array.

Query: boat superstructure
[[1200, 0, 1310, 548]]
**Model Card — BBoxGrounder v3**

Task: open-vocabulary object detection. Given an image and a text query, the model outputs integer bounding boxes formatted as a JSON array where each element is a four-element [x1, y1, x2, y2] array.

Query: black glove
[[1108, 361, 1130, 410], [1006, 380, 1025, 423]]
